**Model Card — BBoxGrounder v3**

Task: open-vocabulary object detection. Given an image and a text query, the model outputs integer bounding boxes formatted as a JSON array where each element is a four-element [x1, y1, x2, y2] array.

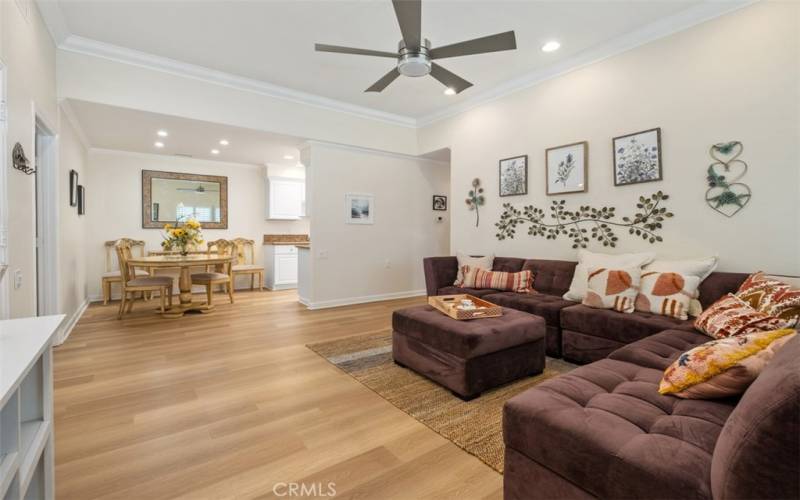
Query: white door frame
[[0, 59, 9, 320], [32, 105, 59, 317]]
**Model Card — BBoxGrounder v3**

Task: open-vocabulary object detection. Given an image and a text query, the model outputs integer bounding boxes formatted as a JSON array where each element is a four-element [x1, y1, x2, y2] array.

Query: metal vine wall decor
[[495, 191, 674, 248], [465, 178, 486, 227], [705, 141, 751, 217]]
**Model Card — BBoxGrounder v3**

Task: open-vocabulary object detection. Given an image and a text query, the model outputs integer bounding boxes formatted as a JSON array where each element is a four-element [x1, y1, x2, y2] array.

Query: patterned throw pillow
[[735, 272, 800, 324], [694, 294, 796, 339], [582, 267, 640, 313], [460, 265, 533, 293], [659, 328, 796, 399], [635, 271, 700, 320], [453, 253, 494, 286]]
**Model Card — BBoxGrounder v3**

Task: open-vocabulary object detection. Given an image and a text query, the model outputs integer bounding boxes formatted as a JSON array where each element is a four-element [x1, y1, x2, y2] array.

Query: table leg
[[161, 266, 215, 318]]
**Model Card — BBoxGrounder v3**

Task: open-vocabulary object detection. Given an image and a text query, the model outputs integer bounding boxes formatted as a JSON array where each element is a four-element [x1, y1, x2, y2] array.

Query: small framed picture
[[498, 155, 528, 196], [613, 128, 662, 186], [432, 195, 447, 211], [546, 141, 588, 195], [77, 185, 86, 215], [345, 193, 374, 224], [69, 170, 79, 207]]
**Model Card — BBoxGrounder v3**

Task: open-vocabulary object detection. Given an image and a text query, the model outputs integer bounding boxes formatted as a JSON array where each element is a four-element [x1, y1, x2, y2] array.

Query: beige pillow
[[564, 249, 654, 302], [635, 271, 701, 320], [645, 256, 718, 316], [454, 252, 494, 286], [582, 267, 641, 313]]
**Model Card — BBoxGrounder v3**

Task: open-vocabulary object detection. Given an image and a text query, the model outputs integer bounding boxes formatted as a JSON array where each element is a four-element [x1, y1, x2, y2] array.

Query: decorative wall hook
[[12, 143, 35, 175], [705, 141, 750, 217]]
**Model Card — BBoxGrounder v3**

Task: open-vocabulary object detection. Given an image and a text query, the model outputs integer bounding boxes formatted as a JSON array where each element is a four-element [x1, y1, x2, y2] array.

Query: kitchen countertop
[[263, 234, 310, 245], [294, 244, 311, 249]]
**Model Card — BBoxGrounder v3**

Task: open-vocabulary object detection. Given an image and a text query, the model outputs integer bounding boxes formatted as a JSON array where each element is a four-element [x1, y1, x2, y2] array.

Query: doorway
[[0, 61, 7, 319], [34, 116, 58, 317]]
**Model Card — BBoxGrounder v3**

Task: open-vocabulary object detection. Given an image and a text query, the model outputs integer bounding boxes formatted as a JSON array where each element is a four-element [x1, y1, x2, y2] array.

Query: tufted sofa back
[[711, 334, 800, 499], [521, 259, 578, 297]]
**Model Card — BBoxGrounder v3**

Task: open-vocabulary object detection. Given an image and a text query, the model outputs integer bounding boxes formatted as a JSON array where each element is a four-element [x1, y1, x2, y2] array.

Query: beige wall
[[418, 1, 800, 275], [58, 108, 89, 322], [2, 0, 59, 317], [86, 149, 309, 300], [306, 143, 450, 306]]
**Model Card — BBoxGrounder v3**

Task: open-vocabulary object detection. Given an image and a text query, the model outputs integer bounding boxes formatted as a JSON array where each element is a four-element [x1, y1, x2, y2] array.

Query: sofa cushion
[[484, 292, 577, 328], [608, 329, 710, 370], [560, 304, 695, 344], [392, 305, 544, 359], [520, 259, 577, 297], [436, 286, 501, 298], [504, 358, 736, 499]]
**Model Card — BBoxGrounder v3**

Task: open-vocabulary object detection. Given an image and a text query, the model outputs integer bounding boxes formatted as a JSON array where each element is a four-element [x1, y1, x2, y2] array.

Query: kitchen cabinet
[[266, 177, 305, 220], [264, 244, 298, 290]]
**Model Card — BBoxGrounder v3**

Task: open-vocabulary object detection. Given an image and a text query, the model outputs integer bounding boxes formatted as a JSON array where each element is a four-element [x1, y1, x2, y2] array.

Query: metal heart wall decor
[[705, 141, 751, 217]]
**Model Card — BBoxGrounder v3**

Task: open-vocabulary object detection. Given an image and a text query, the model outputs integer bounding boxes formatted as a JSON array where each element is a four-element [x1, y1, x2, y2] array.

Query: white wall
[[305, 143, 450, 307], [58, 107, 89, 324], [86, 149, 309, 300], [1, 0, 60, 317], [418, 1, 800, 275]]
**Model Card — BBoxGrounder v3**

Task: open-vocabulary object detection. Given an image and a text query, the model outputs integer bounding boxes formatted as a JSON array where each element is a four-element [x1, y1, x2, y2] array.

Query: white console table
[[0, 315, 64, 500]]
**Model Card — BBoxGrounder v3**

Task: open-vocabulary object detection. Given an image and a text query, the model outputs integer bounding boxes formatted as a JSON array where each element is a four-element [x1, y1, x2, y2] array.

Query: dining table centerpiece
[[161, 218, 204, 256]]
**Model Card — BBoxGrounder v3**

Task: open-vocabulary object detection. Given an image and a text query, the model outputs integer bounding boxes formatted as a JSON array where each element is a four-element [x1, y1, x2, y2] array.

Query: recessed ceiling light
[[443, 87, 456, 96], [219, 139, 229, 146], [211, 149, 220, 155], [157, 130, 168, 137], [283, 154, 295, 160], [541, 41, 561, 52], [154, 141, 165, 148]]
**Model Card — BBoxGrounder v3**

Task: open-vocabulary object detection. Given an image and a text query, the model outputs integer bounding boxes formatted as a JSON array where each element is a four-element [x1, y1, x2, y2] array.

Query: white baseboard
[[54, 297, 89, 346], [304, 289, 426, 310]]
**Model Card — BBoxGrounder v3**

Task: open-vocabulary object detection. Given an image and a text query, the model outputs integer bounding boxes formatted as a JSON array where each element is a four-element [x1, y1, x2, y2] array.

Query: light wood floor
[[54, 290, 503, 499]]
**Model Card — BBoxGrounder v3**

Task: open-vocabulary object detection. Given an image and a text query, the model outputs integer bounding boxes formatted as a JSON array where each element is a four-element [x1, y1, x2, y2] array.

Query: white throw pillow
[[645, 256, 718, 316], [564, 249, 655, 302], [454, 252, 494, 286]]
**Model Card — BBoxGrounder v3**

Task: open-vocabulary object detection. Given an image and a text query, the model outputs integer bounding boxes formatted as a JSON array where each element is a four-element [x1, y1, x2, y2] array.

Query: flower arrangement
[[161, 218, 204, 255]]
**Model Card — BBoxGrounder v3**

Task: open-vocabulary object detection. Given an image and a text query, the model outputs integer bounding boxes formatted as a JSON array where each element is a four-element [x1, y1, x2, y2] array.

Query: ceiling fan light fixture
[[219, 139, 229, 146], [211, 149, 220, 155], [443, 87, 456, 96], [541, 40, 561, 52]]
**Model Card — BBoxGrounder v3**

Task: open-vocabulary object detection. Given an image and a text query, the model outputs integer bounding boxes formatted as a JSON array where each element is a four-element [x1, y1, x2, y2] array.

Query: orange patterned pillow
[[582, 267, 640, 313], [460, 265, 533, 293], [694, 294, 795, 339], [635, 271, 701, 320], [735, 272, 800, 324]]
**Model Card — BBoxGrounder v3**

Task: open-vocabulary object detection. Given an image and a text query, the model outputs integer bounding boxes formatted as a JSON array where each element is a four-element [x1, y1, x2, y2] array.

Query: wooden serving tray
[[428, 294, 503, 320]]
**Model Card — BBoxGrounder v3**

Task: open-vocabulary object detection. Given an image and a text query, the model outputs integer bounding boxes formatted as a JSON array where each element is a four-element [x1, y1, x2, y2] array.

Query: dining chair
[[102, 238, 149, 305], [230, 238, 264, 290], [115, 240, 174, 319], [192, 240, 235, 306]]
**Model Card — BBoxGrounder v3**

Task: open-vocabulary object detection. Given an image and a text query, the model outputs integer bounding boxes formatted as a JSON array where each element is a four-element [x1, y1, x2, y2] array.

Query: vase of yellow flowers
[[161, 218, 204, 256]]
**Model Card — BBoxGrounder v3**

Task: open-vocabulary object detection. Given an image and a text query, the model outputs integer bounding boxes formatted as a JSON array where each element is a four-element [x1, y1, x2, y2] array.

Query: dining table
[[126, 253, 233, 318]]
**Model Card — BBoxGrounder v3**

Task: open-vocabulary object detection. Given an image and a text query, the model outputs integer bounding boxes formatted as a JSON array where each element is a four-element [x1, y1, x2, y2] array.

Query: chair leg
[[250, 273, 254, 290], [168, 286, 173, 308], [228, 280, 235, 304], [117, 291, 127, 319], [206, 284, 213, 306], [127, 294, 136, 313], [159, 288, 165, 313], [103, 280, 110, 305], [259, 272, 263, 291]]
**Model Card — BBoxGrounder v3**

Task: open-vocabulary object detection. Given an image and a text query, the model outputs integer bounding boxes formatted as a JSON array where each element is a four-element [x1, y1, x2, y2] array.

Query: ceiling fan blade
[[315, 44, 397, 58], [430, 31, 517, 59], [430, 63, 472, 93], [365, 67, 401, 92], [392, 0, 422, 50]]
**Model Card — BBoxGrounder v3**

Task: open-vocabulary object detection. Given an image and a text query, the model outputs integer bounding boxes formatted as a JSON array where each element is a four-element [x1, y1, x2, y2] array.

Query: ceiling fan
[[315, 0, 516, 94], [177, 185, 219, 194]]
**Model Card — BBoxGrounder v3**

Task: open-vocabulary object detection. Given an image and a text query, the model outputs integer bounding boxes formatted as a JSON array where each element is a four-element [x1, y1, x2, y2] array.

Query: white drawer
[[274, 245, 298, 255]]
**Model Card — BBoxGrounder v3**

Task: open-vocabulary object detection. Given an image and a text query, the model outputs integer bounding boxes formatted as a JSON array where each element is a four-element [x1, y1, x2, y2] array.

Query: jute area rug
[[307, 331, 575, 473]]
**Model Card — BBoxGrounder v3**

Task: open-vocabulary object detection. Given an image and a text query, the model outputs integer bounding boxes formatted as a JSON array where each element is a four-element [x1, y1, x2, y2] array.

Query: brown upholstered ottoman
[[392, 305, 546, 400]]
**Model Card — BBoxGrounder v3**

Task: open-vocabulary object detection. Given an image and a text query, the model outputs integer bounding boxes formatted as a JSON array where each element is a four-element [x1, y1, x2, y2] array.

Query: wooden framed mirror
[[142, 170, 228, 229]]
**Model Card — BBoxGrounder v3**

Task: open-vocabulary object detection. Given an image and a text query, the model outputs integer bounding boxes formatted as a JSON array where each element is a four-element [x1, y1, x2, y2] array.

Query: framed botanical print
[[546, 141, 588, 195], [432, 195, 447, 211], [499, 155, 528, 196], [345, 193, 374, 224], [69, 170, 79, 207], [613, 128, 662, 186]]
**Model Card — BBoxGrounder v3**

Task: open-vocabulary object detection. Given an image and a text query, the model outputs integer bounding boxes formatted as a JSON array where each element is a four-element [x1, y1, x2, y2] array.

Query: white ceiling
[[44, 0, 717, 119], [65, 99, 305, 166]]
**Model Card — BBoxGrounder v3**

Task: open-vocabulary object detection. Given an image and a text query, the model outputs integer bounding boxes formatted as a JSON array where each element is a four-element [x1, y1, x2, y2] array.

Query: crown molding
[[89, 147, 263, 169], [58, 99, 90, 149], [302, 139, 449, 166], [58, 35, 418, 129], [416, 0, 759, 127]]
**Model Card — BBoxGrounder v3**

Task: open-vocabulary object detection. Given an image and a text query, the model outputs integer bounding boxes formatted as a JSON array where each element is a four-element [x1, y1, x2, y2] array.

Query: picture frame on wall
[[77, 185, 86, 215], [432, 195, 447, 211], [69, 170, 79, 207], [546, 141, 588, 195], [345, 193, 374, 224], [498, 155, 528, 196], [613, 127, 662, 186]]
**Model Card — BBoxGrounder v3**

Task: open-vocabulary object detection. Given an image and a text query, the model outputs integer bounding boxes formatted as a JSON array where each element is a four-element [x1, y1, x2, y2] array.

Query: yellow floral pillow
[[659, 328, 796, 399]]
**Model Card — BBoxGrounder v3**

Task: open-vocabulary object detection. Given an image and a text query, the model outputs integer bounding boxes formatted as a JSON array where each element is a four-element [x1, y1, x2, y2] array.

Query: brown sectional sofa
[[423, 256, 747, 363]]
